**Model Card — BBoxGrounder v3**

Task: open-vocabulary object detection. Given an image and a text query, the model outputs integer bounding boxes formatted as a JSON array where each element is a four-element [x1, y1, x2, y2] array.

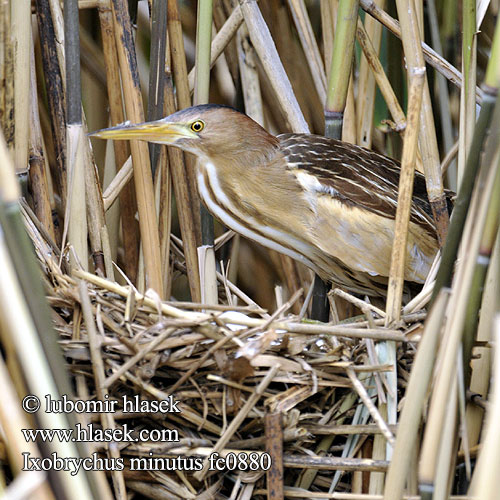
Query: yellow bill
[[89, 119, 197, 145]]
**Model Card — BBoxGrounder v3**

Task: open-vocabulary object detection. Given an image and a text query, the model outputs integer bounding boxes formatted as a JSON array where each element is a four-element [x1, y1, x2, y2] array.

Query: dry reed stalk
[[214, 269, 268, 312], [80, 141, 111, 278], [147, 0, 167, 175], [469, 316, 500, 499], [157, 148, 173, 298], [285, 454, 389, 472], [237, 23, 263, 124], [464, 230, 499, 449], [426, 0, 456, 190], [198, 244, 218, 305], [331, 289, 385, 318], [342, 74, 357, 144], [310, 424, 398, 436], [433, 379, 459, 498], [395, 0, 449, 245], [156, 85, 172, 298], [346, 368, 395, 446], [265, 412, 284, 499], [78, 281, 127, 499], [164, 151, 201, 297], [320, 0, 336, 69], [166, 0, 203, 302], [11, 0, 31, 172], [440, 140, 460, 176], [165, 138, 202, 298], [385, 68, 425, 324], [100, 224, 114, 281], [383, 290, 449, 500], [28, 37, 56, 241], [457, 0, 477, 184], [368, 405, 387, 494], [46, 0, 65, 79], [79, 29, 107, 91], [102, 156, 133, 211], [356, 0, 385, 148], [238, 0, 309, 133], [167, 0, 202, 233], [109, 0, 163, 296], [264, 1, 322, 132], [287, 0, 327, 105], [355, 20, 405, 133], [3, 2, 15, 151], [35, 0, 68, 211], [148, 1, 173, 298], [64, 0, 110, 276], [359, 0, 483, 104], [82, 140, 108, 279], [83, 146, 109, 276], [281, 491, 474, 499], [0, 1, 7, 135], [215, 0, 240, 84], [65, 125, 89, 270], [78, 0, 100, 7], [98, 5, 140, 283]]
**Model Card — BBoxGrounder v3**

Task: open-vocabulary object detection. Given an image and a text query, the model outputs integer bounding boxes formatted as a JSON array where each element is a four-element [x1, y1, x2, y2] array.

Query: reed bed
[[0, 0, 499, 499]]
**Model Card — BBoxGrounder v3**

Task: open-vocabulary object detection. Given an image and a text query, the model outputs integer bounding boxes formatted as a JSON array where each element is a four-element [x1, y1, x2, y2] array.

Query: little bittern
[[92, 104, 450, 296]]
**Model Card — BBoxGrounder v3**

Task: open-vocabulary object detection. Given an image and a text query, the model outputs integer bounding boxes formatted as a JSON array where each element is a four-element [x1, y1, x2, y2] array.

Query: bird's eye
[[191, 120, 205, 132]]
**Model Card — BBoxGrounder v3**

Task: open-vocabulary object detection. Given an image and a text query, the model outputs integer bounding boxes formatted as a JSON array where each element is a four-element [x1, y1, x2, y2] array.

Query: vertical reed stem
[[109, 0, 163, 296], [35, 0, 68, 211], [457, 0, 477, 184], [325, 0, 359, 137], [385, 69, 425, 324], [395, 0, 449, 244], [98, 4, 140, 283], [11, 0, 31, 172]]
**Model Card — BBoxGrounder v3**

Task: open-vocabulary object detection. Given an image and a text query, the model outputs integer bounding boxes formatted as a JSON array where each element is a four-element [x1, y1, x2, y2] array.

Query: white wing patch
[[294, 170, 342, 213]]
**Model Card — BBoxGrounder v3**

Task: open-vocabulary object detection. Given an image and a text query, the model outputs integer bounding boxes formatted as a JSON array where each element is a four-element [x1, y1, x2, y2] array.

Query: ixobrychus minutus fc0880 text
[[92, 104, 450, 296]]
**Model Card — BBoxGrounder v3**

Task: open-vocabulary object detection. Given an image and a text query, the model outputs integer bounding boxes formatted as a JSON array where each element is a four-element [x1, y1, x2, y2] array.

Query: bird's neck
[[199, 131, 281, 169]]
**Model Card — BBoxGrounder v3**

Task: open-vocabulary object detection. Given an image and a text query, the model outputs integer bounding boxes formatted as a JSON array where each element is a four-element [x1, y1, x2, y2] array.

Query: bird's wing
[[278, 133, 438, 235]]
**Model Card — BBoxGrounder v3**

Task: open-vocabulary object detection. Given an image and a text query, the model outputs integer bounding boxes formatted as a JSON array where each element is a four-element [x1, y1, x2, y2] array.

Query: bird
[[91, 104, 449, 297]]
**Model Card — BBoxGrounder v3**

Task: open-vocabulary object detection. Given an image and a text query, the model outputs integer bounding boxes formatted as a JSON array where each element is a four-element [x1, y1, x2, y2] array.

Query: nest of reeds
[[23, 194, 426, 498]]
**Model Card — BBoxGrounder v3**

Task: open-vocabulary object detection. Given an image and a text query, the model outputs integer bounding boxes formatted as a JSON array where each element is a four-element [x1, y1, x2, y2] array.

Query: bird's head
[[90, 104, 280, 166]]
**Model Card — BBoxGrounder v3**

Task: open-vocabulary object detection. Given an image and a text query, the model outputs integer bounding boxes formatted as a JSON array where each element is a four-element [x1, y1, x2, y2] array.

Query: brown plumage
[[92, 104, 451, 296]]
